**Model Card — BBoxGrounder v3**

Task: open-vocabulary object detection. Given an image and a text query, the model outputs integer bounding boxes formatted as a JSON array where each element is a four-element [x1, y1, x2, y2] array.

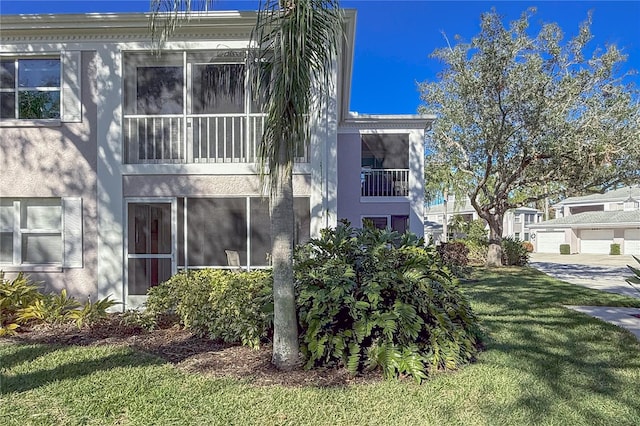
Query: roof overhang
[[0, 11, 262, 42]]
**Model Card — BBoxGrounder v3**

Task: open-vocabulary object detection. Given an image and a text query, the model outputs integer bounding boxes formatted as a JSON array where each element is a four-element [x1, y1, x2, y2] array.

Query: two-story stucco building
[[530, 185, 640, 254], [0, 10, 432, 308]]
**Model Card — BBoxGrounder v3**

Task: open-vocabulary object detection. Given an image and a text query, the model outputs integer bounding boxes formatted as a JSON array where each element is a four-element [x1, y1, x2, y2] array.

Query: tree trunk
[[270, 164, 299, 370], [485, 213, 504, 267]]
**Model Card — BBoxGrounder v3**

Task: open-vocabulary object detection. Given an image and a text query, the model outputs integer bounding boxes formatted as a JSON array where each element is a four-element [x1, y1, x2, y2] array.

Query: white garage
[[535, 231, 566, 253], [580, 229, 614, 254], [624, 229, 640, 256]]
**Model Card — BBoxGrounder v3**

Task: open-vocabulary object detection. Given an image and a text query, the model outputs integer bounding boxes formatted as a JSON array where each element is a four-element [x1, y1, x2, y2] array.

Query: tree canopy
[[420, 8, 640, 266]]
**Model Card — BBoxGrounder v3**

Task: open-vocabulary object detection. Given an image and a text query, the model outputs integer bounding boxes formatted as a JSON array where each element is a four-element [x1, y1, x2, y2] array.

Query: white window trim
[[0, 197, 82, 271], [0, 51, 81, 125]]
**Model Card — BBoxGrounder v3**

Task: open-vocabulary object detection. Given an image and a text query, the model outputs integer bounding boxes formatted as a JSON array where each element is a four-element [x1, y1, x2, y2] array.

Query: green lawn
[[2, 268, 640, 425]]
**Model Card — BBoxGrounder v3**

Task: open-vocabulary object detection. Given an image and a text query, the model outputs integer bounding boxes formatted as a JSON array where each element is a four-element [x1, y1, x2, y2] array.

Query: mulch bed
[[2, 315, 383, 387]]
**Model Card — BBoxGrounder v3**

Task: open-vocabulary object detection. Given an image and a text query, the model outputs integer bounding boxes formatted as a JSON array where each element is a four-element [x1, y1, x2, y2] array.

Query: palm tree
[[150, 0, 343, 370]]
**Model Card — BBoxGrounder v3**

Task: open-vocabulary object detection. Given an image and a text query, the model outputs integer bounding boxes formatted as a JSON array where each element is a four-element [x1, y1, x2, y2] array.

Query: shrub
[[465, 240, 488, 266], [0, 272, 42, 336], [17, 289, 118, 328], [501, 237, 529, 266], [560, 244, 571, 255], [466, 219, 489, 245], [626, 256, 640, 295], [436, 240, 470, 276], [17, 289, 81, 325], [610, 243, 621, 255], [146, 269, 273, 348], [68, 297, 120, 328], [294, 222, 481, 383], [1, 272, 117, 333], [521, 241, 534, 253]]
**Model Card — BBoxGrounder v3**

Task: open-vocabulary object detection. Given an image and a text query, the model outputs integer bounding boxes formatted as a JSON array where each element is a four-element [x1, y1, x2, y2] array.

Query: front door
[[126, 200, 176, 308]]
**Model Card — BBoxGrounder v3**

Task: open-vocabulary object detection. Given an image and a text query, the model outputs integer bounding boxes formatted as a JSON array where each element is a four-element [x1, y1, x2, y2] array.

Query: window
[[0, 52, 81, 122], [0, 198, 82, 268], [0, 58, 60, 119], [362, 215, 409, 233]]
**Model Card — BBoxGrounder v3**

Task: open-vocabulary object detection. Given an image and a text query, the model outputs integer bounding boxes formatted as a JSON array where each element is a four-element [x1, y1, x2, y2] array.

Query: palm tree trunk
[[270, 156, 299, 369]]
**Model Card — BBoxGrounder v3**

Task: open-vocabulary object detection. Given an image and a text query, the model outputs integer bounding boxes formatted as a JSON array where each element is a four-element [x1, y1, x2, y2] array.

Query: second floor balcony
[[122, 50, 308, 165], [124, 113, 268, 164]]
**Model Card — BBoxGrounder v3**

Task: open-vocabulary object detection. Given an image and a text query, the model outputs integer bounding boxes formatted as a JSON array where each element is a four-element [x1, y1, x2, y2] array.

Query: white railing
[[123, 113, 298, 164], [361, 168, 409, 197]]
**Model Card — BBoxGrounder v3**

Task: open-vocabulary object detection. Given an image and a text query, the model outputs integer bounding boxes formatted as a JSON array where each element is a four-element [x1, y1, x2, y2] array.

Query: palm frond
[[251, 0, 344, 195], [149, 0, 215, 48]]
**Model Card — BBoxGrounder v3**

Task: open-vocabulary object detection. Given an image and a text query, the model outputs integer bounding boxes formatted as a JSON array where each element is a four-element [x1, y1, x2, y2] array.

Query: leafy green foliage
[[420, 8, 640, 266], [610, 243, 621, 255], [67, 297, 120, 328], [436, 241, 470, 276], [626, 256, 640, 295], [1, 271, 117, 332], [560, 244, 571, 255], [146, 269, 273, 348], [294, 222, 481, 382], [501, 237, 530, 266], [17, 289, 81, 325], [0, 272, 42, 335]]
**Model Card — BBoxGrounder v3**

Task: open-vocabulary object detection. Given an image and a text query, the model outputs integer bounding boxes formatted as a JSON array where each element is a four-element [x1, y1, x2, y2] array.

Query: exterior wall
[[123, 174, 311, 198], [0, 51, 98, 300], [336, 130, 422, 236]]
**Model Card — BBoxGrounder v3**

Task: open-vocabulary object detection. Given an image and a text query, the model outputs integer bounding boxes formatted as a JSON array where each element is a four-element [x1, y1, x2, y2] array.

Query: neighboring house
[[0, 11, 432, 308], [529, 185, 640, 255], [424, 195, 542, 243]]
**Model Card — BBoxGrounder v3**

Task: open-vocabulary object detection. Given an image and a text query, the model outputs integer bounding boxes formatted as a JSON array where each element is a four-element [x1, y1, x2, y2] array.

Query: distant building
[[424, 195, 542, 243], [529, 185, 640, 254]]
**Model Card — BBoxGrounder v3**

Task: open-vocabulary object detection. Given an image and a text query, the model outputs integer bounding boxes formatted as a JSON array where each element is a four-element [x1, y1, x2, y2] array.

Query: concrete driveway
[[529, 253, 640, 299]]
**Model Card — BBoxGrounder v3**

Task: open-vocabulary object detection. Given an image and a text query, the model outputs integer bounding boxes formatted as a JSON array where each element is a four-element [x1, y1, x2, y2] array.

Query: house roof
[[529, 210, 640, 228], [553, 185, 640, 207], [425, 199, 540, 215]]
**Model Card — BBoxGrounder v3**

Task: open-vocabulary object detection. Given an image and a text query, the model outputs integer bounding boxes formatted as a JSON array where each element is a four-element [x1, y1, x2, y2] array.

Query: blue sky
[[1, 1, 638, 114]]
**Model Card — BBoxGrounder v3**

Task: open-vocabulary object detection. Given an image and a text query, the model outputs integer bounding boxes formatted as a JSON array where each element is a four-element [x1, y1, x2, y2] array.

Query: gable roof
[[529, 210, 640, 228], [553, 185, 640, 207]]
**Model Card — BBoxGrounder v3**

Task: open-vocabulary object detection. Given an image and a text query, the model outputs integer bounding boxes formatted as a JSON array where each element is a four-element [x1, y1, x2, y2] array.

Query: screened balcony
[[122, 50, 308, 165], [361, 134, 409, 197]]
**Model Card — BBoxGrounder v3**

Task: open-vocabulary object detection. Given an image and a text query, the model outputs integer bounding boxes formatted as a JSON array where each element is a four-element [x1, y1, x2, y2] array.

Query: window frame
[[0, 56, 61, 120], [0, 197, 82, 271], [0, 51, 81, 126]]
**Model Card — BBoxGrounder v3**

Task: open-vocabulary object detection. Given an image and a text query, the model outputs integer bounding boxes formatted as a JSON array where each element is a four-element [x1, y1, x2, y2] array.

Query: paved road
[[529, 253, 640, 299], [530, 261, 640, 299]]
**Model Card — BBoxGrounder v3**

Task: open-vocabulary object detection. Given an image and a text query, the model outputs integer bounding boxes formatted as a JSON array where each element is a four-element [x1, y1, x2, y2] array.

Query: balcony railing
[[123, 113, 307, 164], [361, 168, 409, 197]]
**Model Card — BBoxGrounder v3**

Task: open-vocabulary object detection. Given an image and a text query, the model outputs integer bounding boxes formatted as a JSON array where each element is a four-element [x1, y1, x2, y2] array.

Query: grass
[[2, 267, 640, 425]]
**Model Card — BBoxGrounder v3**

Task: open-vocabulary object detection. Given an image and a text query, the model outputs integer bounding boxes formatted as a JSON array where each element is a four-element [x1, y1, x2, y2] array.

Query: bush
[[1, 271, 117, 333], [501, 237, 529, 266], [626, 255, 640, 295], [294, 222, 481, 382], [146, 269, 273, 348], [436, 240, 470, 276], [0, 272, 42, 336], [560, 244, 571, 255], [610, 243, 621, 255], [522, 241, 534, 253]]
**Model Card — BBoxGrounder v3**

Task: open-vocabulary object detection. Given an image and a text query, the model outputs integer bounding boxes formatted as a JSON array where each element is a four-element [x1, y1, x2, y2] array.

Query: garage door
[[536, 231, 566, 253], [624, 229, 640, 256], [580, 229, 614, 254]]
